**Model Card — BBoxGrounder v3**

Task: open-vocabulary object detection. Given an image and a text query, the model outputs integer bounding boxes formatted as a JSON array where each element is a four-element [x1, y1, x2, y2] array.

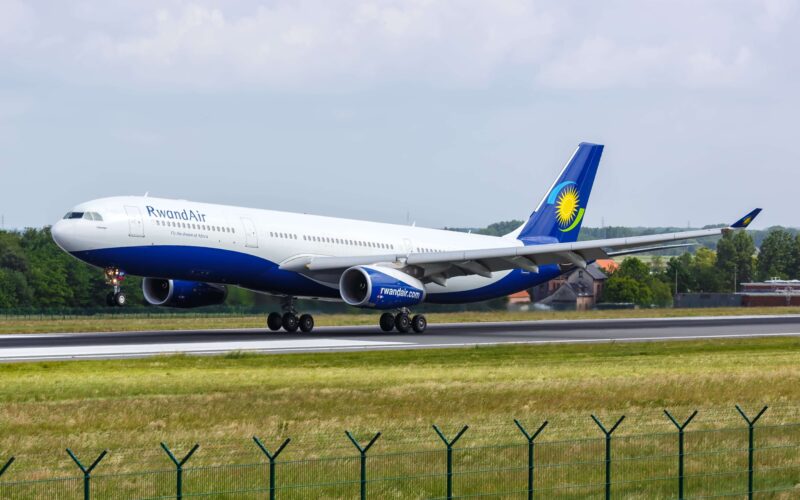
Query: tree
[[665, 253, 696, 293], [649, 279, 673, 307], [617, 257, 650, 282], [650, 255, 666, 275], [603, 257, 673, 307], [792, 234, 800, 280], [0, 268, 33, 308], [603, 276, 652, 306], [477, 220, 524, 236], [757, 229, 795, 280], [692, 248, 723, 292], [716, 230, 756, 291]]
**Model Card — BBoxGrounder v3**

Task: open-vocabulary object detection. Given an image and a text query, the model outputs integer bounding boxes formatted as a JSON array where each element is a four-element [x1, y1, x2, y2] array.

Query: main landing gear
[[267, 297, 315, 333], [380, 310, 427, 333], [104, 267, 127, 307]]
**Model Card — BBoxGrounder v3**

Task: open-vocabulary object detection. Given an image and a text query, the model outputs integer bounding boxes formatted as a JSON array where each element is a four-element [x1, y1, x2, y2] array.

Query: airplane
[[51, 142, 761, 334]]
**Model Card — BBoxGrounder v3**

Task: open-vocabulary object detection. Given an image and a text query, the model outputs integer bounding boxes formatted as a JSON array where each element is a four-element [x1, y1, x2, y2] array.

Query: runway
[[1, 314, 800, 362]]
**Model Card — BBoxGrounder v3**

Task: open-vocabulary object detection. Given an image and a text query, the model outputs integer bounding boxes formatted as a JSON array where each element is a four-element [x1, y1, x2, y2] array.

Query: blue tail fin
[[515, 142, 604, 244]]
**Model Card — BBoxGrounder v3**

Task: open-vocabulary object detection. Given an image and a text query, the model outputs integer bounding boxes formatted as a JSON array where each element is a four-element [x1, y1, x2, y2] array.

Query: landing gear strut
[[380, 310, 427, 333], [104, 267, 127, 307], [267, 297, 315, 333]]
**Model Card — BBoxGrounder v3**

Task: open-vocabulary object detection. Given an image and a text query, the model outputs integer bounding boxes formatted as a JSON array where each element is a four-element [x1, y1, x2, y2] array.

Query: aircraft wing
[[282, 209, 761, 285]]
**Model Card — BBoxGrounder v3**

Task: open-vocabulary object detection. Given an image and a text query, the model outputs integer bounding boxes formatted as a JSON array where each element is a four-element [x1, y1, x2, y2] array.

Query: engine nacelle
[[142, 278, 227, 308], [339, 265, 426, 309]]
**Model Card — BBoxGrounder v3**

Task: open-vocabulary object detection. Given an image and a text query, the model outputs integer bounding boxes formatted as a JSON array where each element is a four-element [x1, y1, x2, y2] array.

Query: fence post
[[0, 456, 15, 478], [253, 437, 291, 500], [345, 431, 381, 500], [433, 425, 468, 500], [514, 419, 548, 500], [735, 405, 768, 500], [664, 410, 697, 500], [591, 415, 624, 500], [66, 448, 108, 500], [161, 442, 199, 500]]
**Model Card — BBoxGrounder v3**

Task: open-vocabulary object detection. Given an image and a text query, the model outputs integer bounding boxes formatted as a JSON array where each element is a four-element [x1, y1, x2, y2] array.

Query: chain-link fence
[[1, 407, 798, 499]]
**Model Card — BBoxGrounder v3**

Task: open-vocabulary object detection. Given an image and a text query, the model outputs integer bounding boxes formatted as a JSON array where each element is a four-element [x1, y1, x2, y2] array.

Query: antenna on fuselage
[[144, 192, 149, 197]]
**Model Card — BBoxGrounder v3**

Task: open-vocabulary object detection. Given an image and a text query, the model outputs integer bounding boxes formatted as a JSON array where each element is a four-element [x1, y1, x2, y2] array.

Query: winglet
[[730, 208, 762, 229]]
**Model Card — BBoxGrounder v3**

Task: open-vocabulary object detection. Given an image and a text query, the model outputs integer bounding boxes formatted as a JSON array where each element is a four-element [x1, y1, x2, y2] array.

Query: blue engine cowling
[[142, 278, 227, 308], [339, 265, 426, 309]]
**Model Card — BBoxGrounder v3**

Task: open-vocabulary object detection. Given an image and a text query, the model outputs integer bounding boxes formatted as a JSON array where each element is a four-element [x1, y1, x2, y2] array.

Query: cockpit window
[[83, 212, 103, 221], [63, 211, 103, 221]]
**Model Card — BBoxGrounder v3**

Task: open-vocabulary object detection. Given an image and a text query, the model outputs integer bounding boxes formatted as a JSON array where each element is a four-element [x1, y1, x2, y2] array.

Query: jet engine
[[142, 278, 227, 308], [339, 265, 426, 309]]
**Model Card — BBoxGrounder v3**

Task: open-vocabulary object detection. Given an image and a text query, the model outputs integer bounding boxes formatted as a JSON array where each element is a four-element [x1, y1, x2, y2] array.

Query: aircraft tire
[[267, 312, 283, 331], [379, 313, 395, 332], [282, 313, 299, 332], [395, 313, 411, 333], [299, 314, 314, 333], [411, 314, 427, 333], [113, 292, 127, 307]]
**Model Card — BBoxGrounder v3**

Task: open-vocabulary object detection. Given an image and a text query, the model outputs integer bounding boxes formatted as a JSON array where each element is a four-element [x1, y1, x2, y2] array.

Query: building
[[525, 261, 612, 311], [675, 280, 800, 308], [740, 280, 800, 307]]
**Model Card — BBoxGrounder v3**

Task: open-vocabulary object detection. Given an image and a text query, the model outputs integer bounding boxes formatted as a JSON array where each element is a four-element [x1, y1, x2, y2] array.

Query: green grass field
[[2, 306, 800, 334], [1, 337, 798, 480]]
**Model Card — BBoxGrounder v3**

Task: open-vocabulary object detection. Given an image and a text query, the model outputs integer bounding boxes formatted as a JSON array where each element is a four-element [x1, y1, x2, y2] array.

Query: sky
[[1, 0, 798, 231]]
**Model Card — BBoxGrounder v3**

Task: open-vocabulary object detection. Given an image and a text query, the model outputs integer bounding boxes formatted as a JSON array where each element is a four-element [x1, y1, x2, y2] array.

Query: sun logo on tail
[[555, 186, 580, 228]]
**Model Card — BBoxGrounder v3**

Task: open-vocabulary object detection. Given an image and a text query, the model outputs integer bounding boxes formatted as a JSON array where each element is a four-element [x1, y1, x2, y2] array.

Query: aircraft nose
[[51, 220, 72, 252]]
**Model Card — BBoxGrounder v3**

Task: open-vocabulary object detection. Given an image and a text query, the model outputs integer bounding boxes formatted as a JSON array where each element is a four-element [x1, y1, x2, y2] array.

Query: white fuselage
[[52, 196, 552, 303]]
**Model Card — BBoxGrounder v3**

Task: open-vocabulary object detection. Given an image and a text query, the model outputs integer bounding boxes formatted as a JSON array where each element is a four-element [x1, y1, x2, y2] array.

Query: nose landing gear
[[104, 268, 127, 307], [380, 310, 427, 333], [267, 297, 315, 333]]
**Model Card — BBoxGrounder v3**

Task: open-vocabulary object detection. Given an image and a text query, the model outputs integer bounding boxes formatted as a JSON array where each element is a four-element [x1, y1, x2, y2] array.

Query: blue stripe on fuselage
[[71, 245, 340, 298], [426, 265, 560, 304], [70, 245, 561, 304]]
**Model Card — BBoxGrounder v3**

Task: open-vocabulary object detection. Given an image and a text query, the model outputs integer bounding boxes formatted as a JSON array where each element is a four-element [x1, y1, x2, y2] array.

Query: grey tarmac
[[1, 314, 800, 362]]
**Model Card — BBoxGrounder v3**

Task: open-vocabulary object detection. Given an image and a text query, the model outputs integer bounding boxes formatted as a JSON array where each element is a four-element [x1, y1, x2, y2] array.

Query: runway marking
[[0, 338, 410, 360], [3, 313, 798, 338], [397, 331, 800, 349], [0, 331, 798, 362]]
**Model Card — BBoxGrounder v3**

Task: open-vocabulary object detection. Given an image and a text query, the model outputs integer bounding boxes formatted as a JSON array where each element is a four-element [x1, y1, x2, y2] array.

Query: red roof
[[595, 259, 618, 273]]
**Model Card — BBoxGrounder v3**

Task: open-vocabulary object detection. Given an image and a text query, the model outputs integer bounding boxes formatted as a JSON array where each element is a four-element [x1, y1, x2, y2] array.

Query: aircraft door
[[124, 206, 145, 238], [403, 238, 413, 254], [241, 217, 258, 248]]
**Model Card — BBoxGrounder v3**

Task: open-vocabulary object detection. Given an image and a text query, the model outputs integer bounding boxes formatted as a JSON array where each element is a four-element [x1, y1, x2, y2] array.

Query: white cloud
[[0, 0, 36, 47], [0, 0, 796, 90]]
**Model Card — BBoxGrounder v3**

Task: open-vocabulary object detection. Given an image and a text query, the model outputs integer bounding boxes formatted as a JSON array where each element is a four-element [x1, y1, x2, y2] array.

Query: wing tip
[[730, 208, 762, 229]]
